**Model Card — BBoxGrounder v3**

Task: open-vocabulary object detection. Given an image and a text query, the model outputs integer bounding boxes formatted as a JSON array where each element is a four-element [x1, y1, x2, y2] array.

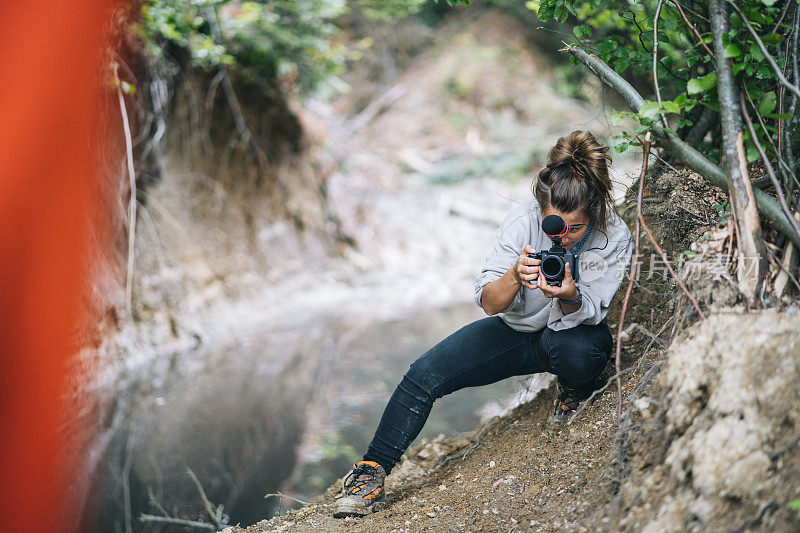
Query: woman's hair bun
[[546, 130, 611, 177], [534, 130, 614, 230]]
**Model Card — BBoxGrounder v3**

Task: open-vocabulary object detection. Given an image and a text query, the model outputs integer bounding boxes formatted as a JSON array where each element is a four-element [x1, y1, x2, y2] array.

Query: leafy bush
[[140, 0, 425, 93]]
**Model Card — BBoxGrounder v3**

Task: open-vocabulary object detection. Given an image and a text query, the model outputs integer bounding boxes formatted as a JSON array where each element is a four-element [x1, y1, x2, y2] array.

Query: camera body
[[527, 249, 579, 287], [526, 214, 581, 287]]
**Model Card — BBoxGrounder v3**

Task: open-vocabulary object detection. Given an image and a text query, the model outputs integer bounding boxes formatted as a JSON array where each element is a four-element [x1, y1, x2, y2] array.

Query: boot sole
[[332, 497, 386, 518]]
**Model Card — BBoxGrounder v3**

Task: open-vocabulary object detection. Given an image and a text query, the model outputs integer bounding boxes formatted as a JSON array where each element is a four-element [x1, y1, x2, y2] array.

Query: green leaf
[[758, 92, 777, 115], [554, 2, 569, 22], [746, 141, 759, 163], [683, 250, 697, 258], [639, 100, 661, 119], [749, 42, 764, 62], [789, 499, 800, 518], [724, 43, 742, 58], [537, 0, 555, 21], [662, 100, 681, 114], [615, 142, 629, 153], [573, 25, 592, 38], [761, 33, 785, 44], [661, 17, 678, 31], [767, 113, 794, 120], [610, 112, 627, 126], [687, 72, 717, 94]]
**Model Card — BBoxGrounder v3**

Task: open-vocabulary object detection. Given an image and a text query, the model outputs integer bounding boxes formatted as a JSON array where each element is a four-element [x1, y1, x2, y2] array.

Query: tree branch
[[668, 0, 715, 59], [138, 514, 216, 530], [740, 92, 800, 242], [114, 64, 138, 320], [710, 0, 768, 303], [560, 44, 800, 250], [653, 0, 670, 129]]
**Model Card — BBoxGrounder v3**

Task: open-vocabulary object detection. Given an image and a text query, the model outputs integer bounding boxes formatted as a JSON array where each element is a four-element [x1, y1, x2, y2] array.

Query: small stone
[[439, 484, 447, 491], [426, 512, 436, 518], [489, 460, 496, 468]]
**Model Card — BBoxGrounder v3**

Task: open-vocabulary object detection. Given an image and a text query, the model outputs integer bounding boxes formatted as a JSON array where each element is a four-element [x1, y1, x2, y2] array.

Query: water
[[98, 300, 533, 531]]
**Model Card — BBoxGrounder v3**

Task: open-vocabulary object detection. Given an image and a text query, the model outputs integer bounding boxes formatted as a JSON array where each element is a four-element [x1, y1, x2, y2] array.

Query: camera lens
[[541, 255, 564, 279]]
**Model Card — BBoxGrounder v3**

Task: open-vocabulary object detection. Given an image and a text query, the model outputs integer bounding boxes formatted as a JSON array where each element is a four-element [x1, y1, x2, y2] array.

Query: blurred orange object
[[0, 1, 115, 531]]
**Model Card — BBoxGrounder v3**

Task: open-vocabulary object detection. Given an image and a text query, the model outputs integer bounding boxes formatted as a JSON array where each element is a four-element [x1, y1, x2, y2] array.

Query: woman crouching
[[332, 130, 634, 518]]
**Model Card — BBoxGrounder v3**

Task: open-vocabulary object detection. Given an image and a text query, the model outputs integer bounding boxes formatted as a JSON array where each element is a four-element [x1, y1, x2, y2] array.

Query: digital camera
[[526, 214, 580, 287]]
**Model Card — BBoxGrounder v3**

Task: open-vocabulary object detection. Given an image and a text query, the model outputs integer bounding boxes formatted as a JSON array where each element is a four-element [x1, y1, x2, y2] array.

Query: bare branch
[[653, 0, 670, 129], [640, 210, 706, 319], [668, 0, 715, 59], [187, 468, 224, 528], [771, 0, 793, 34], [740, 92, 800, 242], [561, 43, 800, 250], [114, 64, 138, 320], [613, 132, 649, 421], [742, 86, 797, 190], [264, 491, 310, 506], [139, 514, 216, 530], [726, 0, 800, 99], [711, 0, 769, 303]]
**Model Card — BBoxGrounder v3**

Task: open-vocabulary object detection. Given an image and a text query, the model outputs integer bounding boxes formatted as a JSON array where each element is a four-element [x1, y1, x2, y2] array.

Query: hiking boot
[[552, 381, 593, 423], [332, 460, 387, 518]]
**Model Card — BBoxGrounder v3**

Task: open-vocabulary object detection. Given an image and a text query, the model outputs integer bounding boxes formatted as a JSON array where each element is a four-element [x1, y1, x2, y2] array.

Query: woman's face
[[542, 207, 590, 249]]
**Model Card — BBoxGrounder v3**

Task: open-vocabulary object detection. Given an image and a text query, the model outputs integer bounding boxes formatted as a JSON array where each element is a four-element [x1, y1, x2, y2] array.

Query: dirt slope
[[220, 162, 797, 533]]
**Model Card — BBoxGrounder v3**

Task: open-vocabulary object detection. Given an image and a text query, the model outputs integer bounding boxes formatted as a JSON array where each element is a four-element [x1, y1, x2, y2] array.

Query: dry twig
[[114, 63, 138, 319], [139, 514, 217, 530], [187, 468, 224, 528], [264, 491, 310, 506]]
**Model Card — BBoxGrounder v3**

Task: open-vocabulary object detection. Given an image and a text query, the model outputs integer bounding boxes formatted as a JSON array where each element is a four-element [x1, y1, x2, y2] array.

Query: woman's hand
[[514, 245, 540, 290], [537, 262, 580, 301]]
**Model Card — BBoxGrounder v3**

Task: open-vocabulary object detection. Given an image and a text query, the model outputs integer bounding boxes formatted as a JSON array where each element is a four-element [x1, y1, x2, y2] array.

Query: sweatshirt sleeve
[[474, 209, 529, 313], [547, 223, 633, 330]]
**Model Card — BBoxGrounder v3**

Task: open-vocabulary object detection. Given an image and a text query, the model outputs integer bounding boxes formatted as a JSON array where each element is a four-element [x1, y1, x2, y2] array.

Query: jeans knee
[[543, 328, 609, 388], [403, 357, 442, 402]]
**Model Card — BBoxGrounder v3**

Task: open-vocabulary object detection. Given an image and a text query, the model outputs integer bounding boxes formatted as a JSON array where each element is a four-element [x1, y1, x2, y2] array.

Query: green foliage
[[713, 199, 732, 224], [140, 0, 425, 93], [493, 0, 798, 165], [789, 498, 800, 518]]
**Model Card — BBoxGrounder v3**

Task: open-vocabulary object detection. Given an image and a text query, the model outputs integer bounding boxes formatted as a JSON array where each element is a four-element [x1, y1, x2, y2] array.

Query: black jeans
[[363, 316, 612, 474]]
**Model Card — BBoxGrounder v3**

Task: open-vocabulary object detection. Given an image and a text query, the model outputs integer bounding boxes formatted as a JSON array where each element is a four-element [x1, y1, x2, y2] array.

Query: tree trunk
[[708, 0, 768, 304]]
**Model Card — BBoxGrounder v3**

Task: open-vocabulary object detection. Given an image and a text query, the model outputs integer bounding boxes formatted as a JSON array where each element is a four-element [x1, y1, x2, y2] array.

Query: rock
[[613, 310, 800, 532]]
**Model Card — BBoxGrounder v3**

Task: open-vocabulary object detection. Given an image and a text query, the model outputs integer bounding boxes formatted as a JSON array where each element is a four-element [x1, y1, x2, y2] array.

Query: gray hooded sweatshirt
[[474, 198, 633, 332]]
